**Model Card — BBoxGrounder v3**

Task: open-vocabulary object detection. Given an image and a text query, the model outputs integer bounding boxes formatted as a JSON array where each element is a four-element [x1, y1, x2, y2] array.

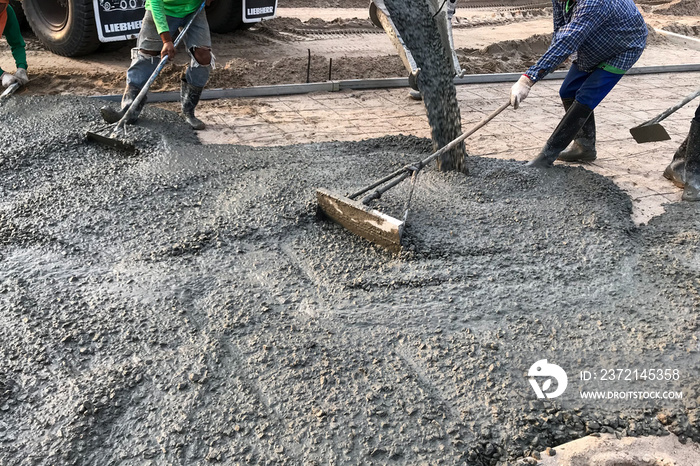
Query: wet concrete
[[1, 96, 700, 465], [384, 0, 466, 172]]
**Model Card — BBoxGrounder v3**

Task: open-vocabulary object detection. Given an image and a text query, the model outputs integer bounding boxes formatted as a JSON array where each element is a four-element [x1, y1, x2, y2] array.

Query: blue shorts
[[559, 62, 624, 110]]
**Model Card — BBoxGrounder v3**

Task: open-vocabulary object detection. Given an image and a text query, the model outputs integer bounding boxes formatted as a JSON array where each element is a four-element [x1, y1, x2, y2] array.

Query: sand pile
[[0, 96, 699, 465], [661, 22, 700, 37], [655, 0, 700, 16]]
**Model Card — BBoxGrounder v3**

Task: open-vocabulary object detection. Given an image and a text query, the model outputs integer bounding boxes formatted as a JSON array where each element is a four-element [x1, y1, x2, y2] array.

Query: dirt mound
[[655, 0, 700, 16], [481, 33, 552, 55], [279, 0, 368, 7], [454, 34, 555, 74], [259, 16, 376, 33], [646, 23, 673, 45], [661, 22, 700, 37], [1, 96, 700, 465]]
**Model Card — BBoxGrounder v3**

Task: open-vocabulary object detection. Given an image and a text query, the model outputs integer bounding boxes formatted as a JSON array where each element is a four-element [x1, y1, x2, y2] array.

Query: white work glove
[[1, 72, 19, 88], [510, 75, 534, 110], [14, 68, 29, 86]]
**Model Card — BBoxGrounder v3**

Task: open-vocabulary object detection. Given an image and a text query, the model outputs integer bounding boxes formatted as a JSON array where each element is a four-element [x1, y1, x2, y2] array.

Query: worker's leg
[[557, 63, 598, 163], [181, 10, 213, 130], [101, 10, 163, 124], [664, 102, 700, 187], [681, 107, 700, 201], [528, 66, 622, 167]]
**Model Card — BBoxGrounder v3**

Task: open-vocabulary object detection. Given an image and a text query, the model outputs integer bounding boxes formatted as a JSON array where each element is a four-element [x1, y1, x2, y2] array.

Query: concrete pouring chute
[[370, 0, 463, 90]]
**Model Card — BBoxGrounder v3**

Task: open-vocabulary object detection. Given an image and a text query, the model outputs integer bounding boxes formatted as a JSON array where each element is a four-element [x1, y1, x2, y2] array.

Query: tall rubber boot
[[558, 98, 597, 163], [527, 100, 594, 168], [663, 135, 688, 188], [682, 120, 700, 201], [181, 79, 206, 130], [100, 85, 147, 125]]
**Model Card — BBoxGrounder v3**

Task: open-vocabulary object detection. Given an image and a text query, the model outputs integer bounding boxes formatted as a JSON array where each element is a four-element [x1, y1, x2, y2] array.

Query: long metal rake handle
[[354, 100, 511, 204], [641, 86, 700, 127], [114, 1, 207, 133], [1, 82, 20, 99]]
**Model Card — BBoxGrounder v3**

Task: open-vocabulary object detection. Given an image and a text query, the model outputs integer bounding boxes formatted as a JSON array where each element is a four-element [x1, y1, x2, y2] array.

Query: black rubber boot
[[408, 89, 422, 101], [527, 100, 594, 168], [682, 119, 700, 202], [181, 79, 206, 130], [100, 85, 146, 125], [558, 98, 597, 163], [663, 134, 688, 188]]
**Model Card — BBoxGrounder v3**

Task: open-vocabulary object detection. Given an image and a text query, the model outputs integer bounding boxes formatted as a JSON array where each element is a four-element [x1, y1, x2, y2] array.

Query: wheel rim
[[37, 0, 69, 32]]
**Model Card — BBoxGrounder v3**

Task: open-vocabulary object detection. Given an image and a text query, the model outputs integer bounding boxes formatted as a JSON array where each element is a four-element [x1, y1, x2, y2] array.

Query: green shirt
[[145, 0, 203, 35], [0, 6, 27, 75]]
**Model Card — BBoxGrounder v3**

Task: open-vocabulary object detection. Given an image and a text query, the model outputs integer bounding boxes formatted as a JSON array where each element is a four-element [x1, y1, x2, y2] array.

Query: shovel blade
[[630, 123, 671, 144], [316, 188, 404, 254], [86, 130, 136, 153]]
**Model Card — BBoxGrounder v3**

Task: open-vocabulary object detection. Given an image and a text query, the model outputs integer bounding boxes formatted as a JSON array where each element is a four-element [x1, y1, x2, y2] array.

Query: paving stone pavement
[[190, 71, 700, 225]]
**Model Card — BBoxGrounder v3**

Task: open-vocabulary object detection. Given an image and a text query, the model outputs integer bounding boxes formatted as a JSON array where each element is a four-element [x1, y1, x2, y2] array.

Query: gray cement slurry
[[0, 96, 699, 465], [384, 0, 466, 172]]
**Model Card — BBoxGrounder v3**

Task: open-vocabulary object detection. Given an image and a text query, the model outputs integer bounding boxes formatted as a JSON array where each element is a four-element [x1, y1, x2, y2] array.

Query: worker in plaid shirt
[[509, 0, 647, 167]]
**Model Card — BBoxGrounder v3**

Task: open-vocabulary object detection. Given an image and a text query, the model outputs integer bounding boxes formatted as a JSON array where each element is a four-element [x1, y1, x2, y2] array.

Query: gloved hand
[[14, 68, 29, 86], [1, 72, 19, 88], [510, 75, 534, 110]]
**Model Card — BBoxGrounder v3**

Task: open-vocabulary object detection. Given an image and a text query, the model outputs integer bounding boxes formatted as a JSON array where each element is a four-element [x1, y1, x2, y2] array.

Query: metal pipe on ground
[[91, 64, 700, 103]]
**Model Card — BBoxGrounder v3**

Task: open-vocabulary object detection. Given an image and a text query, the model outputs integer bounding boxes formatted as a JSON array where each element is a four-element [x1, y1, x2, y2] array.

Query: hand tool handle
[[361, 170, 412, 204], [1, 82, 20, 99], [115, 1, 207, 132], [642, 86, 700, 127], [416, 100, 510, 170], [350, 100, 510, 200]]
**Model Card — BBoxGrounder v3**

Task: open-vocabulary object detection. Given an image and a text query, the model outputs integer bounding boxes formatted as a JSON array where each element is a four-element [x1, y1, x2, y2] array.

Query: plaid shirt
[[526, 0, 647, 82]]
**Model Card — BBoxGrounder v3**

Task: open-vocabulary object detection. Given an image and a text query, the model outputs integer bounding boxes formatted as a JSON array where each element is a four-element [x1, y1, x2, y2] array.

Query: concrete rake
[[317, 101, 510, 253], [87, 1, 206, 152]]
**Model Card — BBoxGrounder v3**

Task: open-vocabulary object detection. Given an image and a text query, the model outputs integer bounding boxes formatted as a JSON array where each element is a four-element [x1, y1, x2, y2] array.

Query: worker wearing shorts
[[0, 0, 29, 90], [509, 0, 647, 167], [101, 0, 214, 130], [662, 101, 700, 201]]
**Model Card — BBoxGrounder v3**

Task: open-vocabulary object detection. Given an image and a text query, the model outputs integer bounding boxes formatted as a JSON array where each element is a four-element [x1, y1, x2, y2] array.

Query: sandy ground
[[0, 2, 697, 96], [533, 433, 700, 465]]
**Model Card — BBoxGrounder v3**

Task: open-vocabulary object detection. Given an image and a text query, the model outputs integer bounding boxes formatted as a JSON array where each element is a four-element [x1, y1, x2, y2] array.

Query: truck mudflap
[[93, 0, 144, 43], [93, 0, 277, 43], [242, 0, 278, 23]]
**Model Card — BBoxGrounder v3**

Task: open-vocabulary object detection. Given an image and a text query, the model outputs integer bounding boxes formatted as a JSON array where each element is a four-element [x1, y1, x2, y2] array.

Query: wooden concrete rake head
[[316, 101, 510, 253], [317, 188, 406, 254]]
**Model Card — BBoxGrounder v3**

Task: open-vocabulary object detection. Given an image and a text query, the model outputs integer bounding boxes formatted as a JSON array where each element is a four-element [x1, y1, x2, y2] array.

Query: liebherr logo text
[[247, 7, 274, 15], [104, 21, 142, 33]]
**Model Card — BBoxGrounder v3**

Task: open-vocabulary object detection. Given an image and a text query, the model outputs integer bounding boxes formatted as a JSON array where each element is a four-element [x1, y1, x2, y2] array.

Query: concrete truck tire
[[206, 0, 243, 34], [22, 0, 100, 57]]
